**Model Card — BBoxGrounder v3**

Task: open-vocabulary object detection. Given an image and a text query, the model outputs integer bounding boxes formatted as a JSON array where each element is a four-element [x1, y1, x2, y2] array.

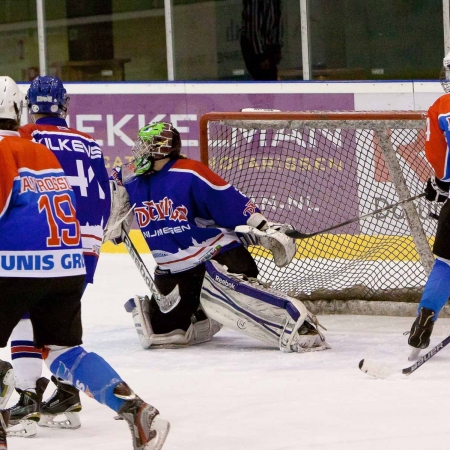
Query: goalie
[[104, 121, 330, 353]]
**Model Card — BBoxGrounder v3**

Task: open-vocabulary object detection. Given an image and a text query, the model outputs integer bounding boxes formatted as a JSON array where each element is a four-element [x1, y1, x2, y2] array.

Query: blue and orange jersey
[[121, 158, 260, 273], [20, 117, 110, 283], [426, 93, 450, 181], [0, 131, 85, 278]]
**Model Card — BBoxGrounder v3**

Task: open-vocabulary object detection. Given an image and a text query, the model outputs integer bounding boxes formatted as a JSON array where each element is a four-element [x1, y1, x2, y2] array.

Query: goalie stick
[[359, 333, 450, 379], [285, 193, 426, 239], [121, 226, 180, 313]]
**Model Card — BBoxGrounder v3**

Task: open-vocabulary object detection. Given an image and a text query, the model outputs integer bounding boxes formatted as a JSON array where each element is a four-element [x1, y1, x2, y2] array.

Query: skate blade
[[144, 417, 170, 450], [408, 347, 421, 361], [7, 419, 37, 438], [38, 412, 81, 429]]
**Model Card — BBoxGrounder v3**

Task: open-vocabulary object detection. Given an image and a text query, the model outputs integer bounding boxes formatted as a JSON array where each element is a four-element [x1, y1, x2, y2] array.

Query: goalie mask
[[131, 122, 181, 175], [0, 76, 23, 122], [26, 76, 69, 121], [440, 52, 450, 93]]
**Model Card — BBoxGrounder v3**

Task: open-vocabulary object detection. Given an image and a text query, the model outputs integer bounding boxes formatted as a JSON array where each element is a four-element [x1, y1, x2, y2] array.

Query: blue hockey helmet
[[26, 76, 69, 118]]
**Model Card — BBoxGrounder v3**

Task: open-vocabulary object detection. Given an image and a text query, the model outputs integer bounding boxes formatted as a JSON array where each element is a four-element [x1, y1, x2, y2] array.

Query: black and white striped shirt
[[241, 0, 283, 55]]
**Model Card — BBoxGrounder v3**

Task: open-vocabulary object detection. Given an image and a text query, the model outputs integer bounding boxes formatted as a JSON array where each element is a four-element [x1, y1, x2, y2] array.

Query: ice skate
[[7, 376, 49, 438], [290, 317, 331, 353], [408, 307, 435, 349], [0, 361, 14, 410], [115, 382, 170, 450], [38, 376, 82, 429]]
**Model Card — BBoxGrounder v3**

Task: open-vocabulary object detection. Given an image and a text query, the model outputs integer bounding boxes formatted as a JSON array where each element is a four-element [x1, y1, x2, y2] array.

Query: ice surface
[[2, 253, 450, 450]]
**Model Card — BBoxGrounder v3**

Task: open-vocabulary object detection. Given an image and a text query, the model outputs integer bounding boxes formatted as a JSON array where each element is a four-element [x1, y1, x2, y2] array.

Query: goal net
[[199, 111, 440, 316]]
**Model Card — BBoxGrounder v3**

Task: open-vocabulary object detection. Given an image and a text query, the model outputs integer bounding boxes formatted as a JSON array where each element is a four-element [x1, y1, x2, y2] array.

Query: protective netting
[[200, 112, 441, 314]]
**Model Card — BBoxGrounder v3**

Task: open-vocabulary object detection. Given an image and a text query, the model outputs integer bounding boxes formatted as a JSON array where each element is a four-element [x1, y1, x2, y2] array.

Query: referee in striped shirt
[[240, 0, 283, 81]]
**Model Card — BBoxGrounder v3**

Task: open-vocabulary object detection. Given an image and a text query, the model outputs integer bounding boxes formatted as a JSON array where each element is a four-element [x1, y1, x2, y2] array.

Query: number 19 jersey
[[0, 131, 85, 278]]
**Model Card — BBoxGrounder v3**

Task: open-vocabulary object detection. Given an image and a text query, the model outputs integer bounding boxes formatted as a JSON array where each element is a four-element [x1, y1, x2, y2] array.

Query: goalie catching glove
[[103, 180, 134, 244], [235, 213, 296, 267]]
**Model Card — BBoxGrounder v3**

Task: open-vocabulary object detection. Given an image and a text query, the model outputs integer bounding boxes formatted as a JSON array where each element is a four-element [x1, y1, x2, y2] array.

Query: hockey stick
[[285, 193, 426, 239], [121, 226, 180, 313], [359, 333, 450, 379]]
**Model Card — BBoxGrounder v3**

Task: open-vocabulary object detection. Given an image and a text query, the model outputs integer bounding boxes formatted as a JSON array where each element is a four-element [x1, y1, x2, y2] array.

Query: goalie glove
[[103, 180, 134, 245], [235, 213, 296, 267], [425, 176, 450, 203]]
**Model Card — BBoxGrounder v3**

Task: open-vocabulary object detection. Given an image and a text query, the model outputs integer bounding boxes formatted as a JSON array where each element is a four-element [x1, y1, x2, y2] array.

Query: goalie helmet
[[440, 52, 450, 93], [131, 122, 181, 175], [26, 76, 69, 119], [0, 76, 23, 121]]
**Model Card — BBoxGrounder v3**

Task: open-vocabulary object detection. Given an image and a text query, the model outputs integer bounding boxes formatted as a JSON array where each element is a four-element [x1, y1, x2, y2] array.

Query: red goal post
[[199, 111, 440, 316]]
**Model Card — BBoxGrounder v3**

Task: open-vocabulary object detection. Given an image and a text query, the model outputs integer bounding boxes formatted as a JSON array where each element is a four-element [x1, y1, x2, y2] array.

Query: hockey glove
[[236, 213, 297, 267], [425, 176, 450, 202], [103, 180, 134, 244]]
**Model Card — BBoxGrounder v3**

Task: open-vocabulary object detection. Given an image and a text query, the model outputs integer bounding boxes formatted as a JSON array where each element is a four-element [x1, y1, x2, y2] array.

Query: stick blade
[[358, 359, 397, 379], [284, 229, 310, 239]]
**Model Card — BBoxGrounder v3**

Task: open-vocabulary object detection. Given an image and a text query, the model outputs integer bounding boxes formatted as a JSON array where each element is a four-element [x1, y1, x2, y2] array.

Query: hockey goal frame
[[199, 111, 438, 316]]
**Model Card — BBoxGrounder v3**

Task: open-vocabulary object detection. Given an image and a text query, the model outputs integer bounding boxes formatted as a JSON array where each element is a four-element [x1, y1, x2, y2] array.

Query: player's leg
[[10, 314, 43, 392], [38, 278, 90, 430], [39, 260, 102, 430], [408, 200, 450, 353], [32, 275, 169, 450], [126, 264, 222, 349], [408, 258, 450, 348], [201, 258, 330, 352], [0, 277, 51, 442], [7, 313, 48, 436]]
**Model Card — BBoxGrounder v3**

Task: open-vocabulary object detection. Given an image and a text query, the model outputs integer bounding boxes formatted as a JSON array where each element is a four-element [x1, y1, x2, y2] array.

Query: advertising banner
[[65, 92, 354, 169]]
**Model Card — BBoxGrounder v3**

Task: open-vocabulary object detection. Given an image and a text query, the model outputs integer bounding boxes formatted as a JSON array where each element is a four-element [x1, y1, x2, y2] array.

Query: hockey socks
[[46, 346, 126, 412], [418, 258, 450, 319], [10, 317, 43, 391]]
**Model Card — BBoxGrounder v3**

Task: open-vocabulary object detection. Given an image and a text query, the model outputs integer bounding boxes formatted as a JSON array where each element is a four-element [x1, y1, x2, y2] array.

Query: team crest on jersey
[[135, 196, 188, 227], [243, 200, 257, 216]]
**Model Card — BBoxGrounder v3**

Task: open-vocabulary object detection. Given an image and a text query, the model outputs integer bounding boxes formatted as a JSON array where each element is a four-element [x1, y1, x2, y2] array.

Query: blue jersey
[[121, 158, 259, 273], [20, 117, 110, 283], [0, 131, 85, 278]]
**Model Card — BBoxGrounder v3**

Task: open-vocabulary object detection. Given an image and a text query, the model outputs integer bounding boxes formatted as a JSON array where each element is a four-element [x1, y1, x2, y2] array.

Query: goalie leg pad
[[201, 260, 330, 352], [126, 296, 222, 349]]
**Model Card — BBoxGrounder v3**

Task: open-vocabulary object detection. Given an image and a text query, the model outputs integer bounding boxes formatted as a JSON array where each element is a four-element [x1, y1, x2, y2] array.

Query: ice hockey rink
[[2, 253, 450, 450]]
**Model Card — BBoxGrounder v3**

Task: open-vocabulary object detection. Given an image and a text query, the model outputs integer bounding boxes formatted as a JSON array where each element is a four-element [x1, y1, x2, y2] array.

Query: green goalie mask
[[131, 122, 181, 175]]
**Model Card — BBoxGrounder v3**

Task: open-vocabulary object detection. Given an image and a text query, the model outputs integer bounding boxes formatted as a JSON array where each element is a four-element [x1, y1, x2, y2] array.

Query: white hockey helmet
[[440, 52, 450, 93], [0, 76, 23, 121]]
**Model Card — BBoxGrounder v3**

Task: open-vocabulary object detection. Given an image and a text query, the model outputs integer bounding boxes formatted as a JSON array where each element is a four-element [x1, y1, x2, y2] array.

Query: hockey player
[[0, 76, 169, 450], [2, 75, 111, 435], [104, 121, 330, 352], [407, 53, 450, 358]]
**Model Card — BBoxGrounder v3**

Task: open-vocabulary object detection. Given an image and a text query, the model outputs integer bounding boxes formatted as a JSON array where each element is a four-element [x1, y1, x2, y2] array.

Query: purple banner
[[66, 92, 354, 169]]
